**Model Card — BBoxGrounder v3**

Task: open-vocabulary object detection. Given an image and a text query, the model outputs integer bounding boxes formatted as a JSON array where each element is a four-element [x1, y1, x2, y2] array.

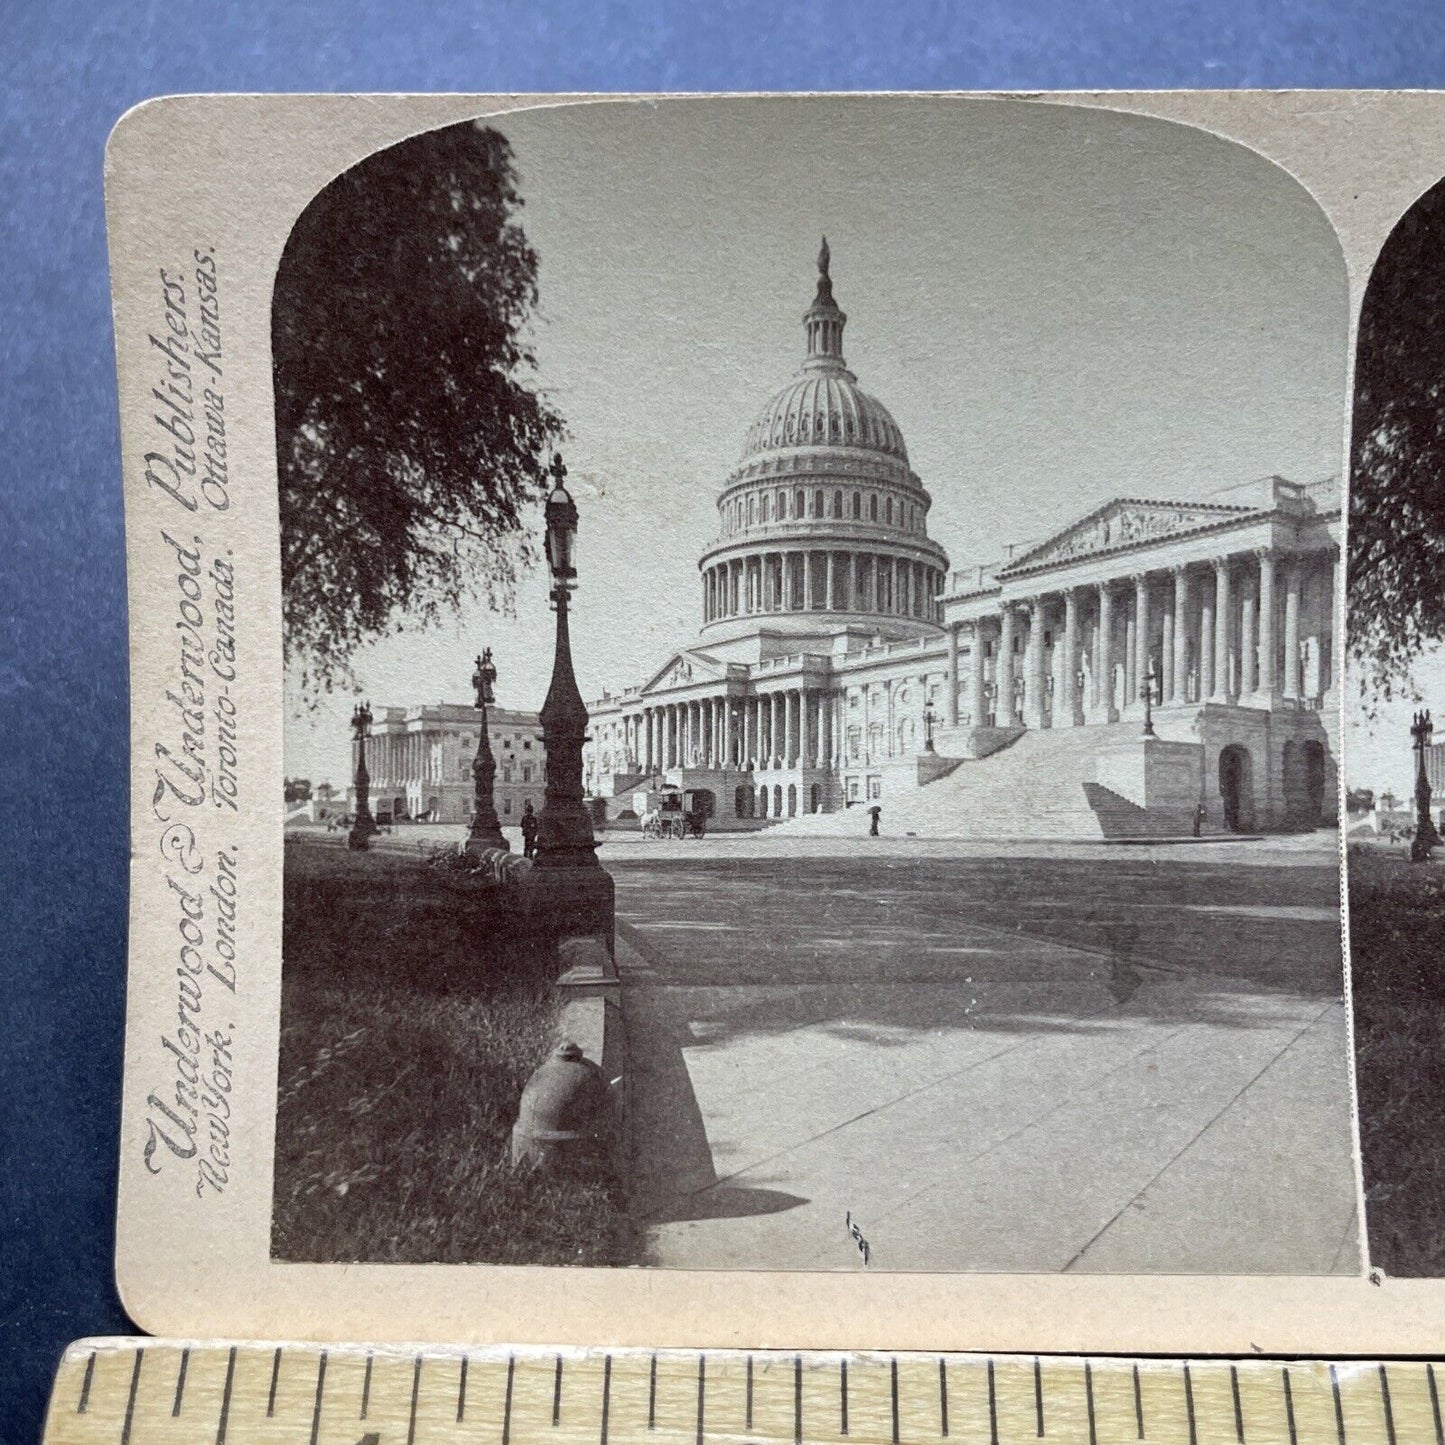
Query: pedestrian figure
[[521, 799, 539, 858], [1192, 801, 1205, 838], [868, 804, 881, 837]]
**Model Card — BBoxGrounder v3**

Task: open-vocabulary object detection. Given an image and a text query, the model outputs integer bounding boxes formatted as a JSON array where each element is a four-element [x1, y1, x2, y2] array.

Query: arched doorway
[[1218, 745, 1253, 832], [773, 784, 783, 816], [734, 784, 748, 819], [758, 785, 769, 818], [787, 784, 797, 817], [809, 783, 821, 813]]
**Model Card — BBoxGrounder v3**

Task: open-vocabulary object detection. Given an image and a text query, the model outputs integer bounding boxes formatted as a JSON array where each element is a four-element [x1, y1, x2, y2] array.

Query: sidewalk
[[615, 861, 1358, 1274]]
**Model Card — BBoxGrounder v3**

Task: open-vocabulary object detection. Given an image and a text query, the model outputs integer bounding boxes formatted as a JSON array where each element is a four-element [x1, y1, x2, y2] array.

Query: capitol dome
[[740, 364, 909, 463], [697, 240, 949, 645]]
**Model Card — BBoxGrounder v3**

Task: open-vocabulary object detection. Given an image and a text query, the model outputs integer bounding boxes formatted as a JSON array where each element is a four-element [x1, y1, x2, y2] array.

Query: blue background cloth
[[5, 2, 1445, 1438]]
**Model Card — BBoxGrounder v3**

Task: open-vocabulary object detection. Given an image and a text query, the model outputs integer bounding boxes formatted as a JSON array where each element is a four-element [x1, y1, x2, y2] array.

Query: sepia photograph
[[270, 98, 1354, 1276]]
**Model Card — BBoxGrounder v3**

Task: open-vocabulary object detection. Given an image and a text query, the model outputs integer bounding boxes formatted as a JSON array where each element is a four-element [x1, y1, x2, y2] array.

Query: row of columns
[[629, 690, 843, 772], [371, 729, 438, 786], [949, 548, 1332, 730], [703, 550, 943, 625]]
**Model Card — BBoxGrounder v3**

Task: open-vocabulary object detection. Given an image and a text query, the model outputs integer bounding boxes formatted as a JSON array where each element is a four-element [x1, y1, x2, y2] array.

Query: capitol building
[[583, 242, 1342, 838]]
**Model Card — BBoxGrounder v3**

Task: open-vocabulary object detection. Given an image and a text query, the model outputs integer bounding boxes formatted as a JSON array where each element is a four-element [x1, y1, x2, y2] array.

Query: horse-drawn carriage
[[638, 788, 709, 840]]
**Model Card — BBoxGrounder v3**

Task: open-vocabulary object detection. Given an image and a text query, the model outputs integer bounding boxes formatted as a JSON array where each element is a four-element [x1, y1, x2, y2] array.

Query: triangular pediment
[[639, 649, 726, 694], [1001, 497, 1258, 574]]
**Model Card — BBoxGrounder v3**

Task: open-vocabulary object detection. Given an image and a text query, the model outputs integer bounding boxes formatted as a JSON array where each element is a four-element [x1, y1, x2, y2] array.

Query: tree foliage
[[274, 121, 564, 692], [1350, 176, 1445, 710]]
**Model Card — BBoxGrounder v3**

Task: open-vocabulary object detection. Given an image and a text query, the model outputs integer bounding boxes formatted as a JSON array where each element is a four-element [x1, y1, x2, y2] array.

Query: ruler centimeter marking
[[43, 1341, 1445, 1445]]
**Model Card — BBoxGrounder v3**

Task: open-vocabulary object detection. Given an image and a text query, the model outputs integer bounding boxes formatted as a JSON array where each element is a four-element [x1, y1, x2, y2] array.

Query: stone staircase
[[774, 724, 1200, 841]]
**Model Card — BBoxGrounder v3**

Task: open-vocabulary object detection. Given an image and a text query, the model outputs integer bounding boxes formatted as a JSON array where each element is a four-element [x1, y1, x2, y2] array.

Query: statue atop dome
[[804, 236, 847, 370]]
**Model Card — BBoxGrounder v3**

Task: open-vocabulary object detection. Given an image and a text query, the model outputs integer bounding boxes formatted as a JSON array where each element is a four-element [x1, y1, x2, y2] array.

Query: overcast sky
[[284, 96, 1349, 785]]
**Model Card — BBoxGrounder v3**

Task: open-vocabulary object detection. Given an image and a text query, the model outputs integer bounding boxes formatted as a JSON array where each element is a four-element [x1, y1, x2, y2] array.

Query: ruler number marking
[[310, 1351, 328, 1445], [76, 1350, 96, 1414], [172, 1347, 190, 1417], [118, 1348, 143, 1445], [214, 1346, 237, 1445], [988, 1359, 999, 1445], [697, 1354, 706, 1445], [601, 1354, 612, 1445], [406, 1354, 423, 1445], [503, 1355, 515, 1445], [794, 1355, 803, 1445]]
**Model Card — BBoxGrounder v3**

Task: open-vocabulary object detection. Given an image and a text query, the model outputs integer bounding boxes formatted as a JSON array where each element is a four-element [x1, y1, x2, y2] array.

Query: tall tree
[[1350, 175, 1445, 710], [274, 121, 564, 691]]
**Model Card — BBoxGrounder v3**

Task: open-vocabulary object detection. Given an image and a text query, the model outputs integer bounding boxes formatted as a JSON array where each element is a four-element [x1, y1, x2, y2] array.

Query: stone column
[[1212, 557, 1233, 702], [1199, 578, 1215, 704], [969, 621, 987, 727], [997, 604, 1017, 726], [1284, 559, 1302, 699], [742, 698, 754, 768], [1171, 567, 1190, 704], [1124, 608, 1137, 714], [1096, 584, 1114, 720], [1063, 588, 1081, 726], [1240, 581, 1257, 697], [765, 692, 778, 767], [815, 693, 828, 767], [803, 551, 814, 610], [946, 624, 961, 726], [1024, 600, 1046, 729], [825, 551, 836, 610], [1133, 575, 1150, 718], [1160, 590, 1175, 705], [1257, 549, 1277, 698]]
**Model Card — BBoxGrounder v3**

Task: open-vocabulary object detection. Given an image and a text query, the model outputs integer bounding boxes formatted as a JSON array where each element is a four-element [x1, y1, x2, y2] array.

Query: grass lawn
[[271, 839, 639, 1266], [1349, 841, 1445, 1276]]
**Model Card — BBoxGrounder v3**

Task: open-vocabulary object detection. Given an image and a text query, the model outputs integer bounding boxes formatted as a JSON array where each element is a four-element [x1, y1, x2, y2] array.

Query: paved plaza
[[609, 832, 1359, 1275]]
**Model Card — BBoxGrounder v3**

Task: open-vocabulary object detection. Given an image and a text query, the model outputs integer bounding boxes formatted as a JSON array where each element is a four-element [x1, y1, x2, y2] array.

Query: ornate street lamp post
[[466, 647, 507, 854], [1411, 709, 1440, 863], [1140, 655, 1159, 740], [348, 701, 377, 851], [530, 454, 615, 949], [922, 705, 937, 753]]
